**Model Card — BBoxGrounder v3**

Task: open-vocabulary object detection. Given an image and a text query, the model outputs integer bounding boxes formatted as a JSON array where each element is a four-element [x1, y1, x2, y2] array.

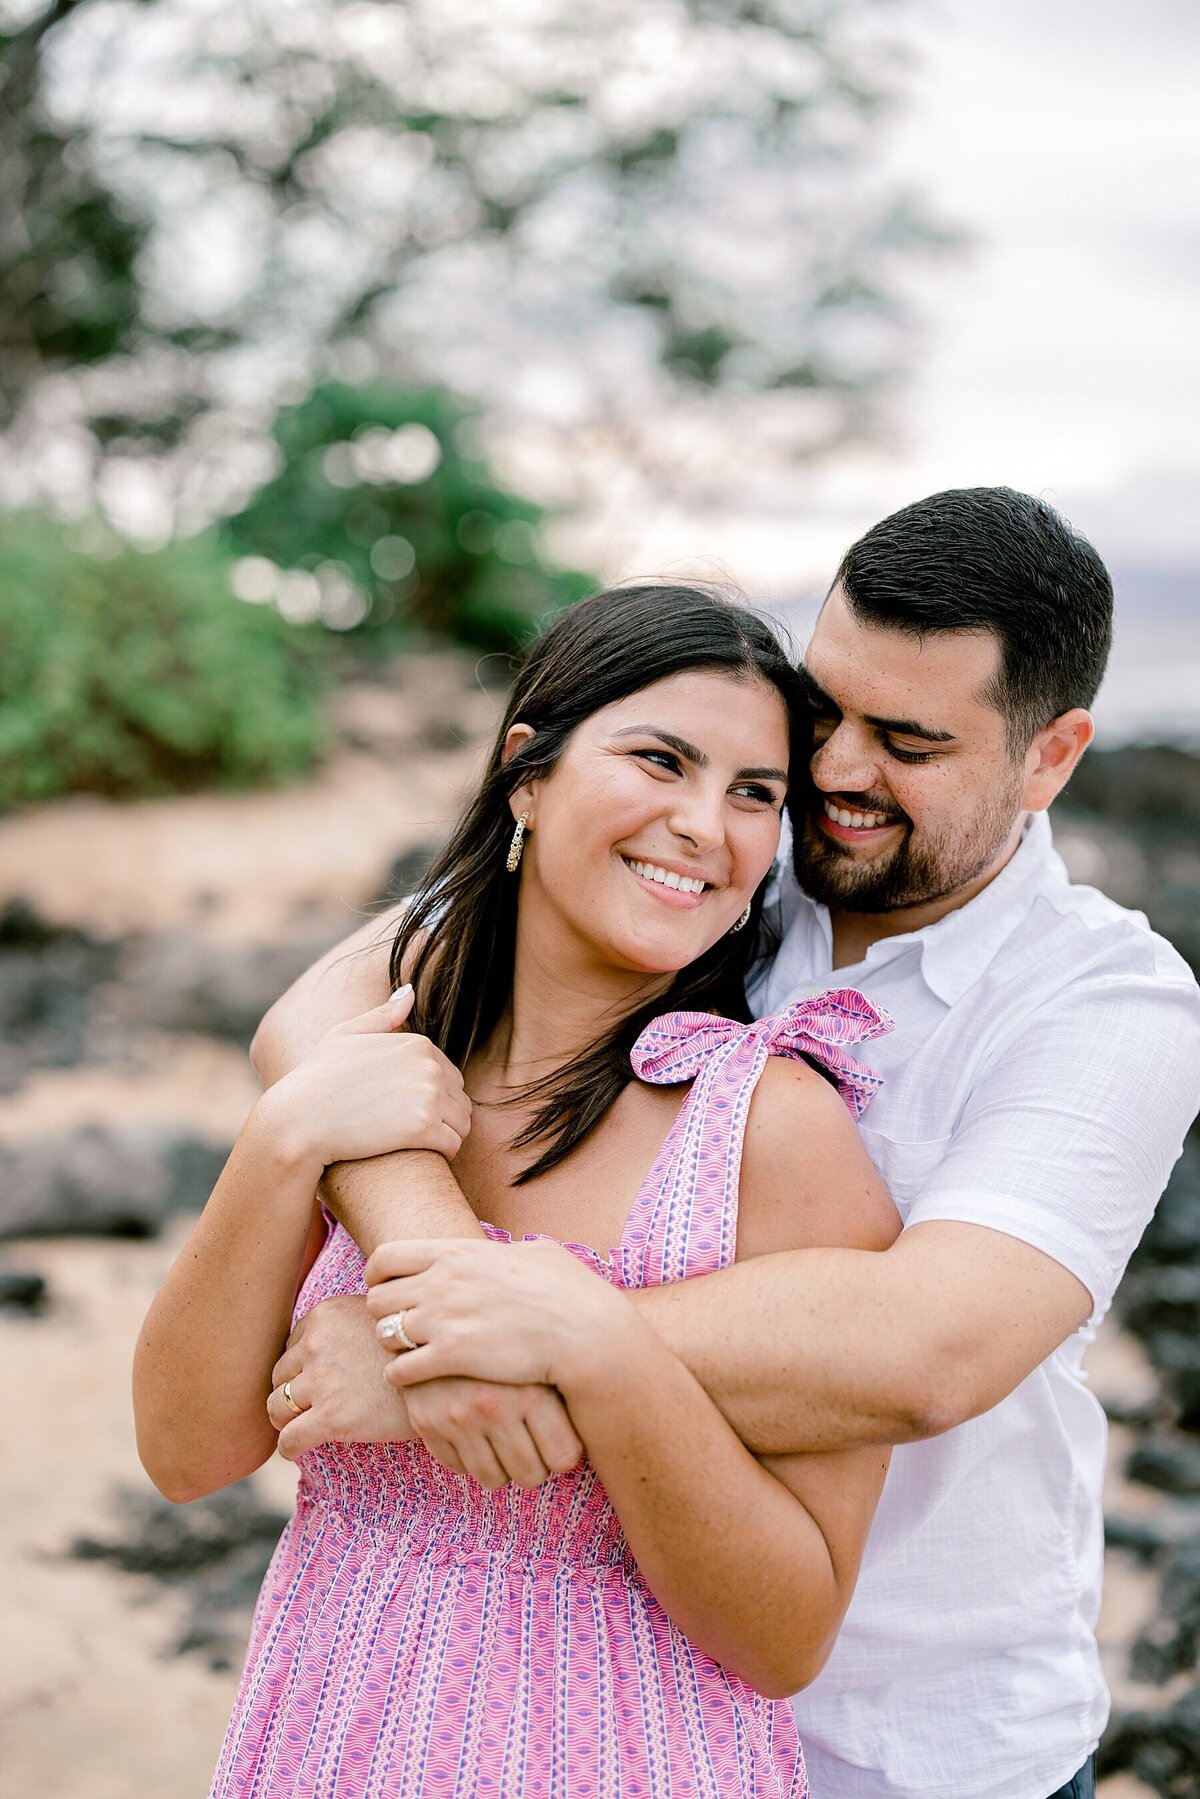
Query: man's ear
[[1021, 708, 1094, 813], [501, 722, 537, 821]]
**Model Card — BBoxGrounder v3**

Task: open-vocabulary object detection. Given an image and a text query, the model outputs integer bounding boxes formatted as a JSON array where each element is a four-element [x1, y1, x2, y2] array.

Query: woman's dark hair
[[836, 487, 1113, 750], [389, 582, 806, 1181]]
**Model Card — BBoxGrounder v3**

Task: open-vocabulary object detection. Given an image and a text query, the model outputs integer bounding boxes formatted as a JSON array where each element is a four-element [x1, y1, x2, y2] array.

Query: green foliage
[[0, 515, 327, 809], [226, 383, 594, 649]]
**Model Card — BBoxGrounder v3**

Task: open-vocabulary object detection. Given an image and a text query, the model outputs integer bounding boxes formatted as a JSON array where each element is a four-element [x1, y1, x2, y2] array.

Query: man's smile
[[815, 795, 906, 847]]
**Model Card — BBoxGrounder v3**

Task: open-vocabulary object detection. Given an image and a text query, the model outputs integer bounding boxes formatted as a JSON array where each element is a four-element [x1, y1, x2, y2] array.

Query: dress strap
[[623, 991, 891, 1286]]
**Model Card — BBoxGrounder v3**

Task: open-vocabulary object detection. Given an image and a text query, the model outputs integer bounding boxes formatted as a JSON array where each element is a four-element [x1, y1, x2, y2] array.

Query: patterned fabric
[[210, 993, 888, 1799]]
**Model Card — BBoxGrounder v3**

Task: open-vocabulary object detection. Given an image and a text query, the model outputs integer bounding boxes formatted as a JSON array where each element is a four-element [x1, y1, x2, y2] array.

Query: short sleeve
[[905, 963, 1200, 1317]]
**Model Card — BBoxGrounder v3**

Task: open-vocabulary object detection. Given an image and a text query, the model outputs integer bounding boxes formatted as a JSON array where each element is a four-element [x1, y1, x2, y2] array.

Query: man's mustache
[[801, 784, 910, 828]]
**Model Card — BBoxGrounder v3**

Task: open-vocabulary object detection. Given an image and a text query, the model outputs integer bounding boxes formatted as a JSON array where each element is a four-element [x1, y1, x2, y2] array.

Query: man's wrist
[[554, 1291, 663, 1408]]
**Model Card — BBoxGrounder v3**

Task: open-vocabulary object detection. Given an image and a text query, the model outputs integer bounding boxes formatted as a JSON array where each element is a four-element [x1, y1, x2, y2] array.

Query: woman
[[134, 583, 898, 1798]]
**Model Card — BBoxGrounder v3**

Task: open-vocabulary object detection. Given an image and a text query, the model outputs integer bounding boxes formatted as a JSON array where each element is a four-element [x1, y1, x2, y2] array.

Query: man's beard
[[792, 773, 1025, 915]]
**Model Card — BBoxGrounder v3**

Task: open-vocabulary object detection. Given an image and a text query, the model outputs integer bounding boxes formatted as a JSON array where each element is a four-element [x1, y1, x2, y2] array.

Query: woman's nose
[[668, 784, 726, 852]]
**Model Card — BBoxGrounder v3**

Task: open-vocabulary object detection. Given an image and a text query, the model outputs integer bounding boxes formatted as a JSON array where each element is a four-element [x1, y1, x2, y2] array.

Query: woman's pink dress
[[210, 993, 888, 1799]]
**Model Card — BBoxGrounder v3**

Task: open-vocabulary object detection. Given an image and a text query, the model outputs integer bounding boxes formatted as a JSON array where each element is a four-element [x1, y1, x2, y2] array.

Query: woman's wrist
[[245, 1085, 327, 1186]]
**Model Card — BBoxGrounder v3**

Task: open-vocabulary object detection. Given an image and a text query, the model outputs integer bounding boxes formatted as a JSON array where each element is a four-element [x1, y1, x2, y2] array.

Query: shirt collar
[[776, 810, 1068, 1007], [909, 811, 1065, 1004]]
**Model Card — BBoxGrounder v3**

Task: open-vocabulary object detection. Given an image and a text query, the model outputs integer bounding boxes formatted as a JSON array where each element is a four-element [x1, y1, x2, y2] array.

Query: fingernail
[[389, 984, 413, 1003]]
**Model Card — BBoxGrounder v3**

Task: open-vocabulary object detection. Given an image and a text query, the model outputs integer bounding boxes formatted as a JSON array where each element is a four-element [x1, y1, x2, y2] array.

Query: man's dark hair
[[835, 487, 1113, 749]]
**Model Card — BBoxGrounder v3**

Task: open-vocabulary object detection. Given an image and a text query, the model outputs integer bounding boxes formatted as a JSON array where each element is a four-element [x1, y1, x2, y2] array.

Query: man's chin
[[793, 821, 910, 912]]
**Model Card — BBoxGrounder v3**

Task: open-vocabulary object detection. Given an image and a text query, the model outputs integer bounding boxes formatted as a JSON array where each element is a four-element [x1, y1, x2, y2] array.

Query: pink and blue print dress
[[210, 992, 888, 1799]]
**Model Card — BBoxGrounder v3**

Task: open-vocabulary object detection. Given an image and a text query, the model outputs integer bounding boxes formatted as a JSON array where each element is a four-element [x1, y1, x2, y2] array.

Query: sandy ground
[[0, 656, 1167, 1797]]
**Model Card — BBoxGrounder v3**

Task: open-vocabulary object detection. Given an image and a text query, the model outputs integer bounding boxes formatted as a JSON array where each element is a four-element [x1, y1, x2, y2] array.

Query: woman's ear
[[501, 723, 537, 820]]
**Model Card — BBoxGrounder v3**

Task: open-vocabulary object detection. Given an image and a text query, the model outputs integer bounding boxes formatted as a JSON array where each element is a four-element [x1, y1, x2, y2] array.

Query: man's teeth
[[627, 860, 707, 895], [823, 800, 892, 830]]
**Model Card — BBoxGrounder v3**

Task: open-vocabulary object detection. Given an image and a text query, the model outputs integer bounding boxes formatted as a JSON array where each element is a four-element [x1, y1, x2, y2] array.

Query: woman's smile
[[620, 853, 713, 910]]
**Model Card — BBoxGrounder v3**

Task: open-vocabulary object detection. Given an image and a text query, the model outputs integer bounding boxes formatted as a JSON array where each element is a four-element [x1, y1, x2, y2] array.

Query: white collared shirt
[[748, 811, 1200, 1799]]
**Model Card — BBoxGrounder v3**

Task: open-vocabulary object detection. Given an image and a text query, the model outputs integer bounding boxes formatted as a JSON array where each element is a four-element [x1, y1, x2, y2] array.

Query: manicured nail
[[389, 984, 413, 1003]]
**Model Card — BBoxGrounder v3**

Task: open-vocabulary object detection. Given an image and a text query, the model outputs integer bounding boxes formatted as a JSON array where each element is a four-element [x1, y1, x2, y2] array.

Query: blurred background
[[0, 2, 1197, 1793]]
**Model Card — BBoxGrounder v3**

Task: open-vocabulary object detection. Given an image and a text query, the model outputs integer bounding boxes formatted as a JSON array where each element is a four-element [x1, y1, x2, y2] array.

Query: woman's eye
[[636, 749, 681, 772], [733, 783, 783, 806], [885, 741, 936, 765]]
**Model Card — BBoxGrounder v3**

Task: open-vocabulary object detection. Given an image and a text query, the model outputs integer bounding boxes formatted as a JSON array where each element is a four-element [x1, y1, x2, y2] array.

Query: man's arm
[[251, 905, 482, 1250], [634, 1222, 1091, 1453], [637, 969, 1200, 1454]]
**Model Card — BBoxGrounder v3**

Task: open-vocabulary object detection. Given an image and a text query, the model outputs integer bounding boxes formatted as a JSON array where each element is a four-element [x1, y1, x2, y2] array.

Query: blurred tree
[[0, 0, 951, 524], [225, 382, 594, 645], [0, 512, 327, 806]]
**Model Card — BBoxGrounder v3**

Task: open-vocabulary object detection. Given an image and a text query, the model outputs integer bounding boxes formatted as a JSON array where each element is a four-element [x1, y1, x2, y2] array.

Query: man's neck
[[828, 816, 1029, 970]]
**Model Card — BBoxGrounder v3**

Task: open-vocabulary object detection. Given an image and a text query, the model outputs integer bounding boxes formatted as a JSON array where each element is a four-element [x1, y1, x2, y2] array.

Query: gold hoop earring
[[729, 902, 752, 934], [506, 811, 530, 874]]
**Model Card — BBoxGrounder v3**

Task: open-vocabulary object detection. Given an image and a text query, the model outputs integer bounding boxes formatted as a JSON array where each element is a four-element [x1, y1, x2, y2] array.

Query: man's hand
[[267, 1295, 584, 1489], [365, 1237, 630, 1397]]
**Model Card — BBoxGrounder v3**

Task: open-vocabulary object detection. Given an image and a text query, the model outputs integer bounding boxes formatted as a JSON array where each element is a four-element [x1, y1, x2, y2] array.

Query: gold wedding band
[[378, 1310, 419, 1352], [281, 1380, 304, 1417]]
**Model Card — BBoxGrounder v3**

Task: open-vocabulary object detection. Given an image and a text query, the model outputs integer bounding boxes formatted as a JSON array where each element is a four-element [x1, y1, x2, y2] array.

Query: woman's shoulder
[[737, 1054, 901, 1260]]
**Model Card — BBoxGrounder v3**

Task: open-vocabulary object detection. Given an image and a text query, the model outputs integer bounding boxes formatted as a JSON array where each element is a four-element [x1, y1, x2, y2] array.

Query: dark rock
[[0, 898, 121, 1092], [1130, 1533, 1200, 1684], [1106, 1514, 1176, 1563], [1135, 1136, 1200, 1266], [1127, 1433, 1200, 1498], [0, 1269, 46, 1309], [112, 924, 346, 1046], [378, 843, 440, 905], [70, 1481, 288, 1672], [1101, 1685, 1200, 1795], [1064, 745, 1200, 842], [0, 1127, 228, 1240], [1122, 1263, 1200, 1340]]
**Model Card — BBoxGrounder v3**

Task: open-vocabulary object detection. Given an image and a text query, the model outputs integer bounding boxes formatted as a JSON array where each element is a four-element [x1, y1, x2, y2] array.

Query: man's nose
[[810, 721, 882, 796]]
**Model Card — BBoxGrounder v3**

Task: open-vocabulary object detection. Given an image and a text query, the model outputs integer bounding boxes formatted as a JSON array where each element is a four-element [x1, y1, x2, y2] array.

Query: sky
[[557, 0, 1199, 741]]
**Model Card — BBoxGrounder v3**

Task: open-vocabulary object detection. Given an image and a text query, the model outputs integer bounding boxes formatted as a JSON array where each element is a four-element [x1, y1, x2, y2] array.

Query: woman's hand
[[267, 1293, 585, 1490], [363, 1237, 636, 1397], [254, 988, 472, 1174], [267, 1296, 414, 1456]]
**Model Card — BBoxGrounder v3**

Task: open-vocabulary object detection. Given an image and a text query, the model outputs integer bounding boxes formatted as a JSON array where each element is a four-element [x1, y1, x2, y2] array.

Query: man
[[255, 488, 1200, 1799]]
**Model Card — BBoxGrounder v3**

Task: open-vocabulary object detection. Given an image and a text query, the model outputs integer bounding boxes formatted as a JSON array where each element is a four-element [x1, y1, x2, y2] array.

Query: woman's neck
[[473, 918, 673, 1091]]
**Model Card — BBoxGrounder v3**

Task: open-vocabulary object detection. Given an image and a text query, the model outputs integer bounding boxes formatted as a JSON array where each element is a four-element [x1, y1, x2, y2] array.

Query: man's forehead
[[806, 587, 1003, 722]]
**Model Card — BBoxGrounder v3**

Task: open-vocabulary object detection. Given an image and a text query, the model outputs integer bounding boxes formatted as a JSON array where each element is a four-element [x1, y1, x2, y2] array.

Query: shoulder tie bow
[[630, 988, 892, 1119]]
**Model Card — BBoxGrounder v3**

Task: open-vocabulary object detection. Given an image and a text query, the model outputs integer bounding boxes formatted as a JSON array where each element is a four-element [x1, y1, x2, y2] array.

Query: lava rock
[[1100, 1683, 1200, 1797], [0, 1269, 47, 1309], [0, 1127, 228, 1239], [113, 924, 346, 1046], [1127, 1432, 1200, 1498], [70, 1480, 288, 1671], [377, 843, 441, 906], [0, 898, 121, 1092]]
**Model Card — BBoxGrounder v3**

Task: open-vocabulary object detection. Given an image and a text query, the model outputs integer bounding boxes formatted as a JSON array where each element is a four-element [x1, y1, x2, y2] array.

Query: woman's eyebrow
[[611, 726, 786, 783], [612, 725, 708, 765]]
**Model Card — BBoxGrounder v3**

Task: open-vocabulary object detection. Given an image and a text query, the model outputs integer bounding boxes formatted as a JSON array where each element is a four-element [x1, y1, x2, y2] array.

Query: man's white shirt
[[747, 810, 1200, 1799]]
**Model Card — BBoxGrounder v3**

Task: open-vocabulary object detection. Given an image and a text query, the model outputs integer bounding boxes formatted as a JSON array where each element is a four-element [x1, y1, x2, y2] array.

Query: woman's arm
[[133, 993, 469, 1502], [133, 1108, 326, 1502], [370, 1061, 900, 1695], [251, 905, 484, 1250]]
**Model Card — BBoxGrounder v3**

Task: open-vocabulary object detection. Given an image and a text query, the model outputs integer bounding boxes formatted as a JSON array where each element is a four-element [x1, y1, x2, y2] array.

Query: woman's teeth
[[823, 800, 892, 830], [625, 859, 707, 895]]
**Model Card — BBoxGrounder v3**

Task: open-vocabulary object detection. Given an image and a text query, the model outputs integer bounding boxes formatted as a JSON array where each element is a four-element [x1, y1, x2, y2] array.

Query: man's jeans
[[1047, 1756, 1096, 1799]]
